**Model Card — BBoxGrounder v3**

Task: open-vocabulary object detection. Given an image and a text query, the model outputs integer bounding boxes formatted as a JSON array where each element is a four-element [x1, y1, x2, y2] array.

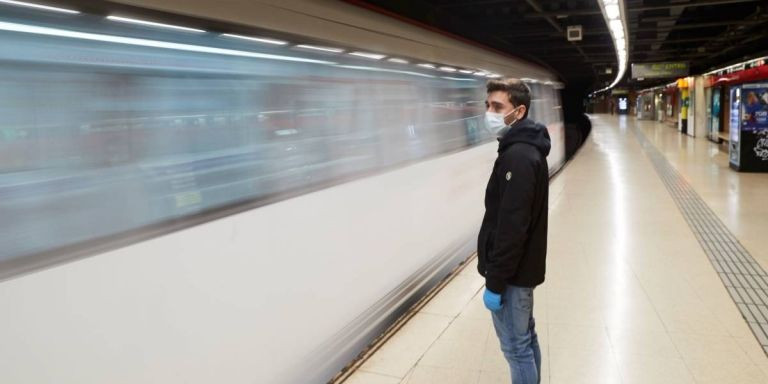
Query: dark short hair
[[486, 78, 531, 119]]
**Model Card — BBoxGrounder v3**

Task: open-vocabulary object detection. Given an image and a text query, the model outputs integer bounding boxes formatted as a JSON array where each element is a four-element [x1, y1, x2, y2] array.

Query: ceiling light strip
[[595, 0, 628, 93]]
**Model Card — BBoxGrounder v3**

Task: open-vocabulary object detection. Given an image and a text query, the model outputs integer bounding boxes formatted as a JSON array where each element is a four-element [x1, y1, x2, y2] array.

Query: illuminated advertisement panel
[[730, 84, 768, 171]]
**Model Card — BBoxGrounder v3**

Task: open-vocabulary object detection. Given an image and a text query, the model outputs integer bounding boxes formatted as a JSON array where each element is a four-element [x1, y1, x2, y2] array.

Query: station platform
[[343, 115, 768, 384]]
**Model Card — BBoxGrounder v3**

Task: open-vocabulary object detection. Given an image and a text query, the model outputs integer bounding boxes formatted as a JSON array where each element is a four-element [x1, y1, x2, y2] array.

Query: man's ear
[[517, 105, 527, 120]]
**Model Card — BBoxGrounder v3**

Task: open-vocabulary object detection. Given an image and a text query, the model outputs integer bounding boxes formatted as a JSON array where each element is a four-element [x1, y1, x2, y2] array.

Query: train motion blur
[[0, 1, 566, 383]]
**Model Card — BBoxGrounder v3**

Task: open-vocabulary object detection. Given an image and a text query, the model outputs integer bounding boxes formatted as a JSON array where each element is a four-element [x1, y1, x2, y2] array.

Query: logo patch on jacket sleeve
[[505, 171, 511, 181]]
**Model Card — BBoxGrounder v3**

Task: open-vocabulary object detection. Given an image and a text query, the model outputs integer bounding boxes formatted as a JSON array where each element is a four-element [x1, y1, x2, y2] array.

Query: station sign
[[631, 62, 689, 79]]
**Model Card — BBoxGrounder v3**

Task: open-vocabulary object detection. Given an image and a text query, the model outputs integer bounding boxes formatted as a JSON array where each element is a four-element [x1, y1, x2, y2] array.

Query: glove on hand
[[483, 288, 503, 311]]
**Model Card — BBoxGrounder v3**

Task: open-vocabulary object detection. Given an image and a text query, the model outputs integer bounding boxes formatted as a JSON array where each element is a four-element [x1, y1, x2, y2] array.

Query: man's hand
[[483, 288, 503, 311]]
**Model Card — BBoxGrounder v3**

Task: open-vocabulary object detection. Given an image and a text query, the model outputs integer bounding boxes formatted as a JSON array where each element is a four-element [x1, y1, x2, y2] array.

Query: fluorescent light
[[221, 33, 288, 45], [387, 57, 409, 64], [349, 51, 386, 60], [486, 73, 501, 78], [458, 69, 473, 74], [0, 0, 79, 14], [0, 21, 335, 65], [595, 0, 628, 94], [295, 44, 343, 53], [107, 16, 205, 33], [610, 20, 624, 35], [336, 64, 435, 78], [473, 71, 488, 76], [439, 66, 456, 72], [441, 76, 476, 81], [417, 63, 436, 69]]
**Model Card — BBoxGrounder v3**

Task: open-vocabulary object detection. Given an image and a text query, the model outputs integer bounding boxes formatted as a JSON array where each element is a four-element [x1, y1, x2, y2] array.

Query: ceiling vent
[[567, 25, 583, 41]]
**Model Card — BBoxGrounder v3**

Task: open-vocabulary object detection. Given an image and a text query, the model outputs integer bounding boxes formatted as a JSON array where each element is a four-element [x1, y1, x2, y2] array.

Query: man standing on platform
[[477, 78, 550, 384]]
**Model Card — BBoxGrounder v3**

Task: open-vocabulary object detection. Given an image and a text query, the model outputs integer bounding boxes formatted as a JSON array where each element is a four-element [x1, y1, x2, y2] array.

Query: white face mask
[[484, 107, 521, 135]]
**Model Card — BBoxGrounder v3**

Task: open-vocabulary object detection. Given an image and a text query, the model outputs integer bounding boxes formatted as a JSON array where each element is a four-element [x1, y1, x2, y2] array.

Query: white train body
[[0, 1, 563, 383]]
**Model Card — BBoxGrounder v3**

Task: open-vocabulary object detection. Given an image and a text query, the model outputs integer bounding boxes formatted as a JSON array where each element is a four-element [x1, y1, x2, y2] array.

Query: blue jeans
[[491, 285, 541, 384]]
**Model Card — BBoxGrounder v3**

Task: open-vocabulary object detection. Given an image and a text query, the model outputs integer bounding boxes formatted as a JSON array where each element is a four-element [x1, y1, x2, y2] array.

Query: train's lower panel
[[0, 142, 495, 383]]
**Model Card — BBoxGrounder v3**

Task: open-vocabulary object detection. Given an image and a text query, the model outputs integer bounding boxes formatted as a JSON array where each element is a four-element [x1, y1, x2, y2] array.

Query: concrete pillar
[[694, 76, 707, 138]]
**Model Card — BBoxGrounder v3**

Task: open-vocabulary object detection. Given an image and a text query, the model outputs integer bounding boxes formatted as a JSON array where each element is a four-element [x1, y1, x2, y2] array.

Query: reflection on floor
[[343, 114, 768, 384]]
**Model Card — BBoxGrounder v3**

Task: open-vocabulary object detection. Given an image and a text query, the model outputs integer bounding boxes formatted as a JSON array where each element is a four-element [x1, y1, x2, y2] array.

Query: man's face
[[486, 91, 526, 125]]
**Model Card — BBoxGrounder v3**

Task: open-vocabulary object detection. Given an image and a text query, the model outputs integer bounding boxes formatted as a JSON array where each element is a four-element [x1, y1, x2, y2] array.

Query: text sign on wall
[[631, 62, 689, 79]]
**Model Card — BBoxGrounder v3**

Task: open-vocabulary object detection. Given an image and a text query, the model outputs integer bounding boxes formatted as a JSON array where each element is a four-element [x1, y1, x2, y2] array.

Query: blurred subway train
[[0, 1, 573, 383]]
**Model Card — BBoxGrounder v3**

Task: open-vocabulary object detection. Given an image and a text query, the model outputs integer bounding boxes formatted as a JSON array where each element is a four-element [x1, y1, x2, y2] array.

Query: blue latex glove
[[483, 288, 503, 311]]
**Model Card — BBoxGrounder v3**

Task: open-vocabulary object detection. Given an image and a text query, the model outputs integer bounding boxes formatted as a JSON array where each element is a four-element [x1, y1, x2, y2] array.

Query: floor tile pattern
[[343, 115, 768, 383], [634, 126, 768, 355]]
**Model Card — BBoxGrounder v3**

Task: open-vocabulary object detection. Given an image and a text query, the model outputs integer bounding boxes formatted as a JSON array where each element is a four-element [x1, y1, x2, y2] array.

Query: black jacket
[[477, 118, 550, 293]]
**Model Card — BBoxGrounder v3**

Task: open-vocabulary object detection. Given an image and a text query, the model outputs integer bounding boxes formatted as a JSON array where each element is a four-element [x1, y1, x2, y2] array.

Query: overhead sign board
[[631, 62, 689, 79]]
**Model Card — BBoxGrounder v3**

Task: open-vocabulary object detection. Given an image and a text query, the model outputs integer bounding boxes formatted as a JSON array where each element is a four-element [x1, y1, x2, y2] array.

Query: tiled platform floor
[[344, 115, 768, 384]]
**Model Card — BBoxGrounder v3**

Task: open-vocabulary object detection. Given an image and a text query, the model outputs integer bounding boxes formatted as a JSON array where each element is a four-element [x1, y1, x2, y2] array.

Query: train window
[[0, 15, 498, 269]]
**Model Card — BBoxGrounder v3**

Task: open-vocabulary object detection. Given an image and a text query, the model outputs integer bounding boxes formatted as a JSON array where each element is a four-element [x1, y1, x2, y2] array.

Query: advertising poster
[[711, 89, 721, 139], [741, 85, 768, 169], [741, 87, 768, 131], [730, 84, 768, 171]]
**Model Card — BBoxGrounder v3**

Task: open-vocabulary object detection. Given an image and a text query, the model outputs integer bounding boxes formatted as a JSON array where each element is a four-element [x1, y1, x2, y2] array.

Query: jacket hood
[[497, 118, 551, 157]]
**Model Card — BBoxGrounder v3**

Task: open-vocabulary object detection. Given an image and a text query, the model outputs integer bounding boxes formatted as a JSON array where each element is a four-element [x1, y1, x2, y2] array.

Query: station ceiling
[[352, 0, 768, 91]]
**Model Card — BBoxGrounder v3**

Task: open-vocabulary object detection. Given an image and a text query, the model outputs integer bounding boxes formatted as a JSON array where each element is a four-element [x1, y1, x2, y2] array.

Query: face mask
[[484, 107, 521, 135]]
